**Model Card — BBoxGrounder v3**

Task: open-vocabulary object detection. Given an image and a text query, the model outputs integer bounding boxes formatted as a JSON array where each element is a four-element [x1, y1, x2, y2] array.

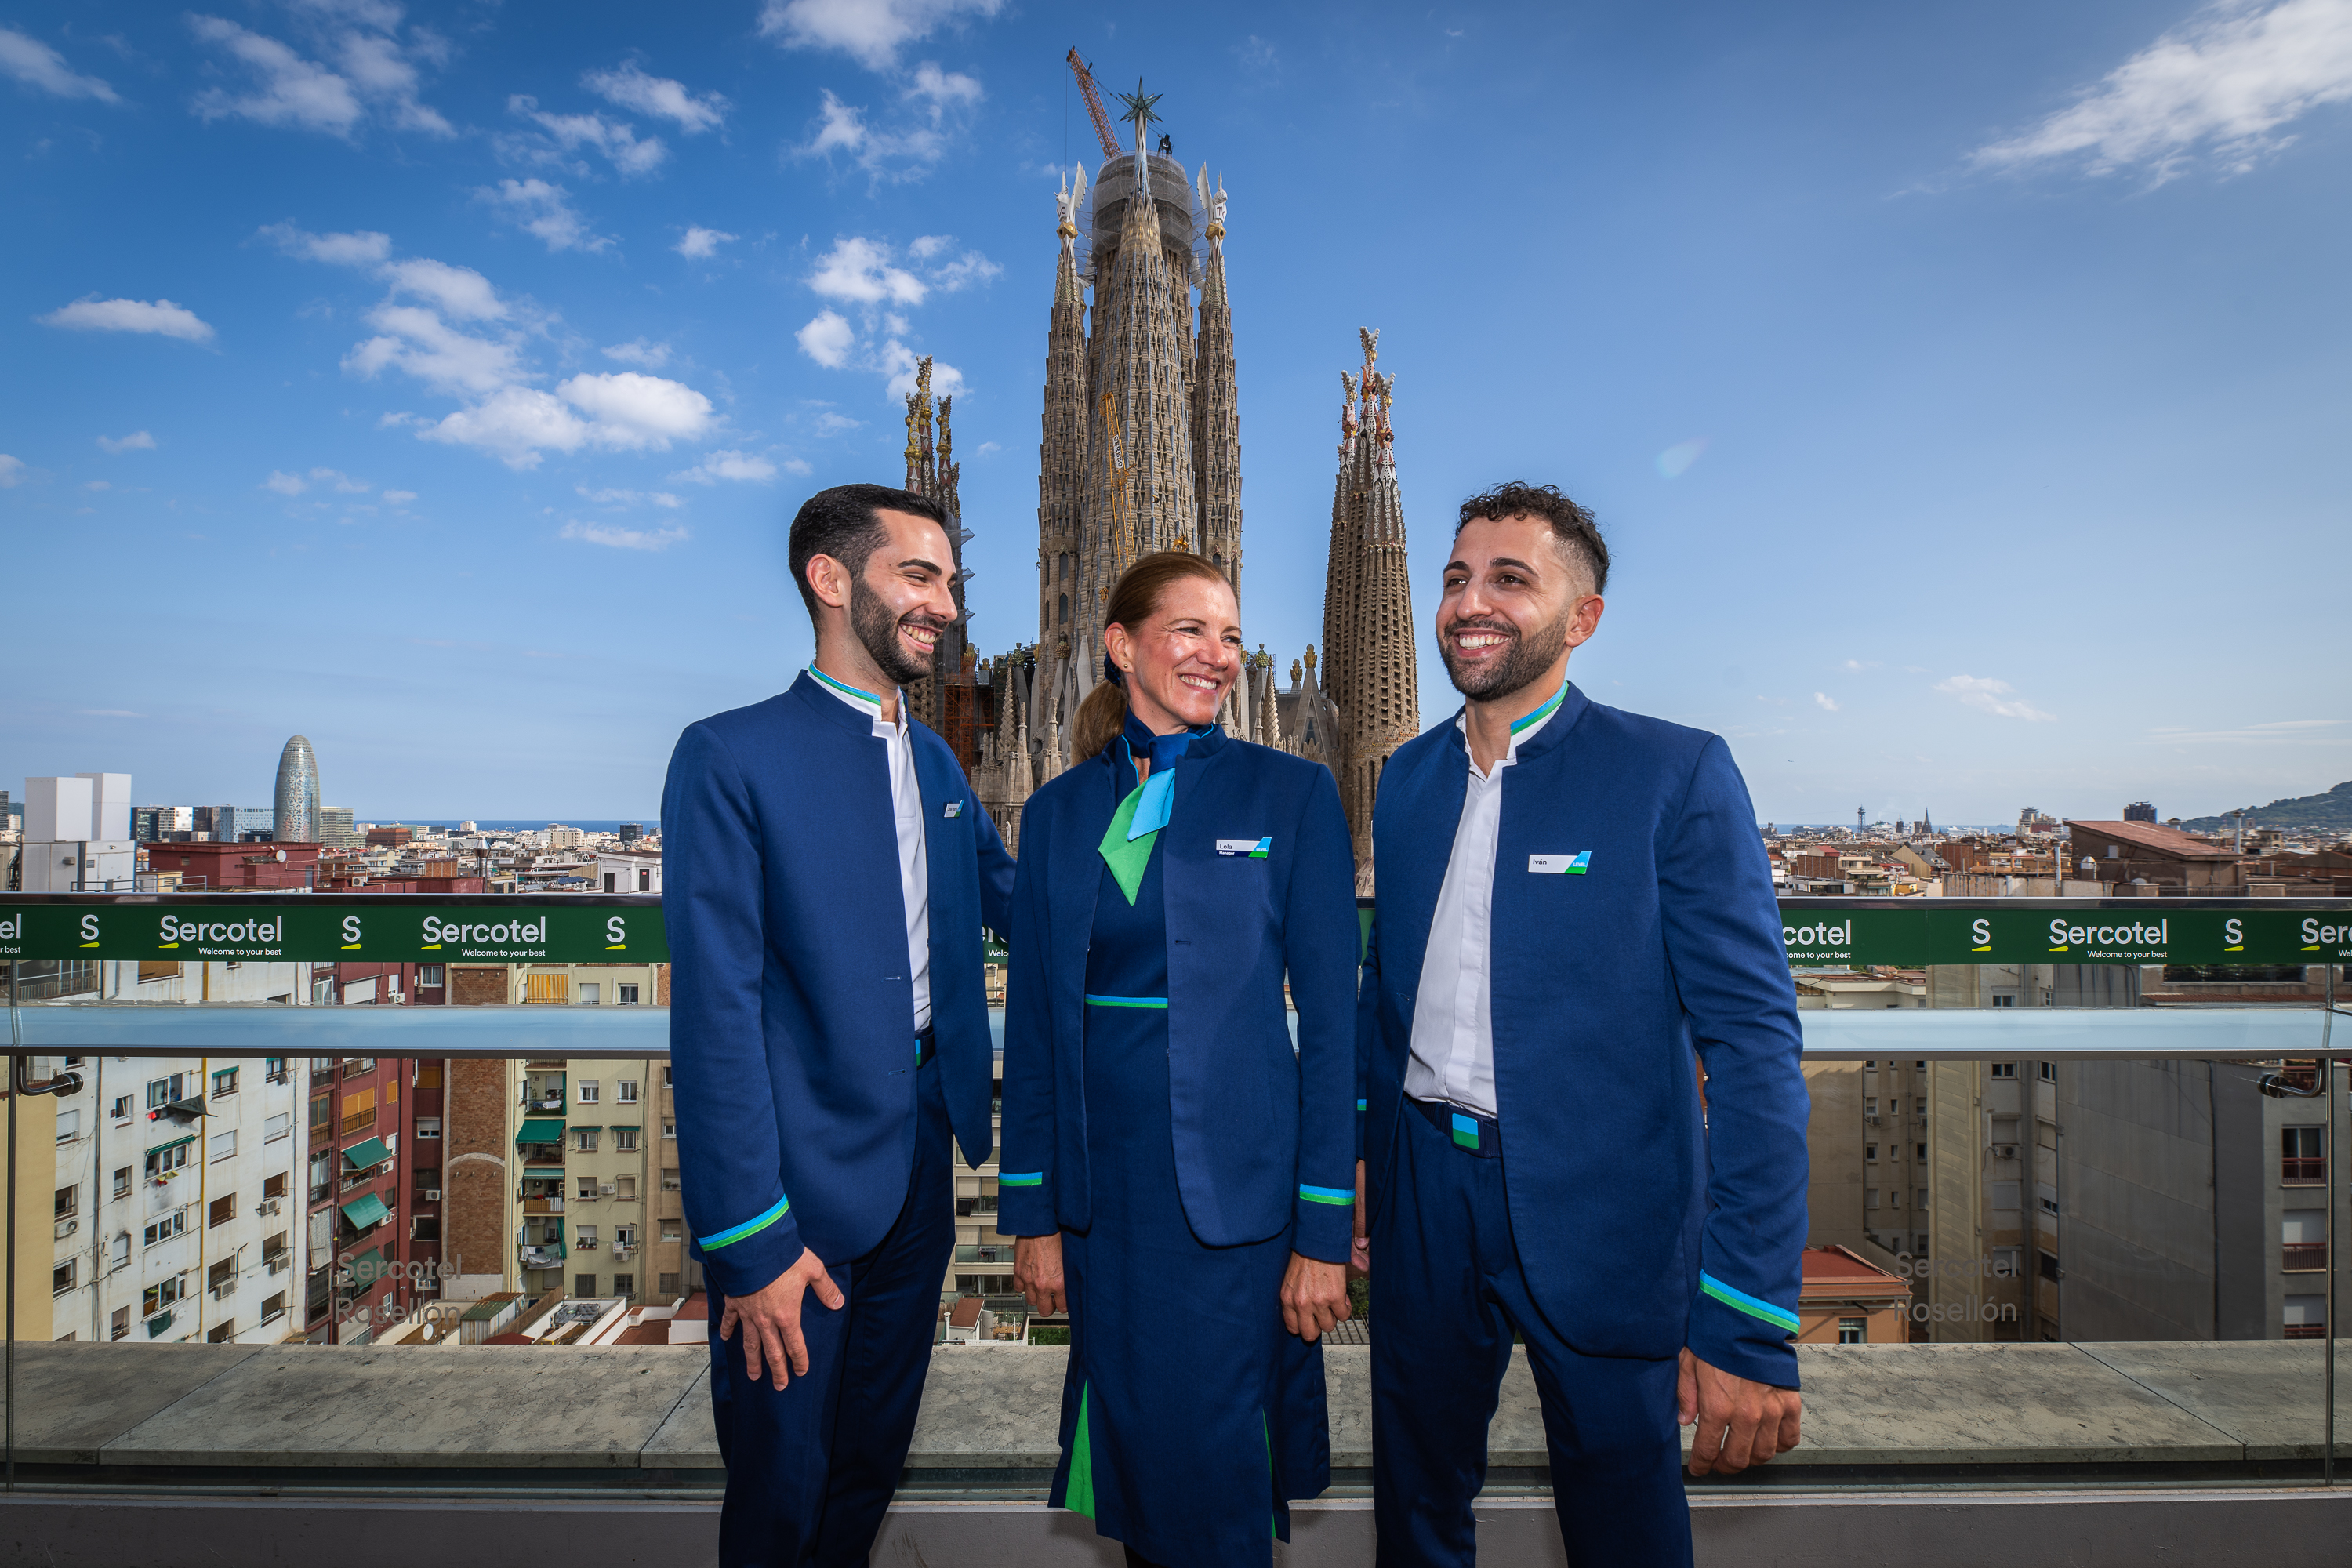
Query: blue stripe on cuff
[[999, 1172, 1044, 1186], [1699, 1271, 1800, 1334], [698, 1193, 791, 1250], [1298, 1183, 1353, 1205], [1083, 994, 1169, 1008]]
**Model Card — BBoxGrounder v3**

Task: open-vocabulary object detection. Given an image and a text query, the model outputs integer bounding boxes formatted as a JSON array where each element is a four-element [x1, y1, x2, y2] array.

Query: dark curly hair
[[1456, 481, 1610, 595]]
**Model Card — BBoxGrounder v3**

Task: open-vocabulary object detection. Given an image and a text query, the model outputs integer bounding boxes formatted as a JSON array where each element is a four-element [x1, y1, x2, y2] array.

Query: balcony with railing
[[3, 892, 2350, 1565]]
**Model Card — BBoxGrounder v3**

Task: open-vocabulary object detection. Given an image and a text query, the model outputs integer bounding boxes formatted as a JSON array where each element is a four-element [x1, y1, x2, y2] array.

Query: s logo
[[606, 915, 627, 951]]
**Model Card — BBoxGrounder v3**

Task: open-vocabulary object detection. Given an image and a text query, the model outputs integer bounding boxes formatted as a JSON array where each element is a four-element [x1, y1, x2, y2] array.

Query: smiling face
[[1437, 514, 1605, 702], [842, 507, 958, 688], [1105, 573, 1243, 733]]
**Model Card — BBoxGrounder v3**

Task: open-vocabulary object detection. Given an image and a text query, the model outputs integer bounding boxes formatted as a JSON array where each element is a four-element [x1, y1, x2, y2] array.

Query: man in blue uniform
[[663, 483, 1016, 1566], [1358, 482, 1808, 1566]]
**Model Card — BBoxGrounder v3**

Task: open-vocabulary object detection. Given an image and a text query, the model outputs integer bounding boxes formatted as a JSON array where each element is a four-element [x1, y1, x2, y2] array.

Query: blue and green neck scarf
[[1098, 712, 1214, 904]]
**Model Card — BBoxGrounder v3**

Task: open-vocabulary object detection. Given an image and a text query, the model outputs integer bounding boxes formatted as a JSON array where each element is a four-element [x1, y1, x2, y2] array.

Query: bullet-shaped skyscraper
[[274, 735, 320, 844]]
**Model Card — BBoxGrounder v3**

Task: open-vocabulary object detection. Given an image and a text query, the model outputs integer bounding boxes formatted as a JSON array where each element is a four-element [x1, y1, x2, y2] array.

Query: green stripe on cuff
[[698, 1193, 790, 1251], [999, 1172, 1044, 1186], [1699, 1272, 1800, 1335], [1298, 1183, 1352, 1205]]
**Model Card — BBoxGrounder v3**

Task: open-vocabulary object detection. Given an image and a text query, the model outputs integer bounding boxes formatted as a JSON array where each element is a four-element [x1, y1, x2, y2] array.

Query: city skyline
[[4, 1, 2347, 822]]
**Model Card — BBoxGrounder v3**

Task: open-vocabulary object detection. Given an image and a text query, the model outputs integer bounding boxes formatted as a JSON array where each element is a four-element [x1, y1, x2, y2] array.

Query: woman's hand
[[1014, 1232, 1067, 1317], [1282, 1252, 1351, 1343], [1348, 1158, 1370, 1280]]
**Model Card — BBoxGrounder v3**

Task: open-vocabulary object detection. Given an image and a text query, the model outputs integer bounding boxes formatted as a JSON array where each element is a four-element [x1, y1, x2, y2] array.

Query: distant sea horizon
[[379, 819, 658, 833]]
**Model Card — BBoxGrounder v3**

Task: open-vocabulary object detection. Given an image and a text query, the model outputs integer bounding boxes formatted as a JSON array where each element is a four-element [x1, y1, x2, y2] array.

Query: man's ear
[[806, 552, 851, 611]]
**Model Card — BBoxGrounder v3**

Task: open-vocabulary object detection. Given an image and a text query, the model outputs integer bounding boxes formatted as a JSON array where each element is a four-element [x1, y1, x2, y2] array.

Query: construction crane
[[1066, 46, 1123, 160]]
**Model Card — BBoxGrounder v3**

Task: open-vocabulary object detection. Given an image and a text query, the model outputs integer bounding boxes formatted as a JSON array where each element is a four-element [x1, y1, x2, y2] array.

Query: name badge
[[1216, 837, 1272, 858], [1529, 851, 1592, 875], [943, 801, 963, 818]]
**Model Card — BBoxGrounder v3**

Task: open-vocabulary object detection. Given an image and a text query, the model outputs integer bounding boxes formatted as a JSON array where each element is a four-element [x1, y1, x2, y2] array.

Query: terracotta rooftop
[[1798, 1246, 1911, 1303], [2064, 820, 2239, 860]]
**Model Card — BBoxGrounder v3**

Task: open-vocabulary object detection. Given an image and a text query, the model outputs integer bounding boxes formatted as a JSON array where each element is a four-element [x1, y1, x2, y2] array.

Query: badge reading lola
[[1215, 837, 1272, 858]]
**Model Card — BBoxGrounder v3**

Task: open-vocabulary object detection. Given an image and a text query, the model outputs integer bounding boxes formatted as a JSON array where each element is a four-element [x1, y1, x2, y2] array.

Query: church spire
[[1192, 165, 1241, 603], [1038, 168, 1090, 658]]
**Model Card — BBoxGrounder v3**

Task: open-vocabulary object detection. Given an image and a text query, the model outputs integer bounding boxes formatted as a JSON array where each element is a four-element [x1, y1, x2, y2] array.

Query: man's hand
[[1014, 1232, 1066, 1317], [719, 1247, 844, 1391], [1677, 1348, 1802, 1475], [1348, 1158, 1370, 1280], [1282, 1253, 1351, 1343]]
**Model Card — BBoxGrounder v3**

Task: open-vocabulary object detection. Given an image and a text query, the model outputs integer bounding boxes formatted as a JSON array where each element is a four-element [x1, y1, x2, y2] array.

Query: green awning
[[340, 1192, 390, 1230], [517, 1119, 565, 1144], [524, 1165, 566, 1175], [341, 1136, 392, 1170], [146, 1132, 197, 1156], [608, 1124, 640, 1132], [343, 1247, 384, 1282], [568, 1123, 603, 1131]]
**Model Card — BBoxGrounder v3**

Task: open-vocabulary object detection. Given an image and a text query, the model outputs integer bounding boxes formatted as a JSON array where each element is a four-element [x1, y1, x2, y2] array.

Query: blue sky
[[4, 0, 2347, 825]]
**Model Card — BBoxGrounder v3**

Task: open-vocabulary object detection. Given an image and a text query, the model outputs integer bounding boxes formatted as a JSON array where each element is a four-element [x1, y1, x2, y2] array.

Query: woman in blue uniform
[[1001, 551, 1361, 1568]]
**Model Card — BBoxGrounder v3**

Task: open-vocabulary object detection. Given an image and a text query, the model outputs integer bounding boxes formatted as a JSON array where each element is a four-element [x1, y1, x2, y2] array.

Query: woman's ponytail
[[1070, 677, 1129, 764]]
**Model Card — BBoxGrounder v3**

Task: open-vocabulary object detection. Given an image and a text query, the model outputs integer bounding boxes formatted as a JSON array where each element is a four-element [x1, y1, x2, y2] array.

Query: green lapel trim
[[1097, 781, 1157, 905], [1066, 1381, 1098, 1519]]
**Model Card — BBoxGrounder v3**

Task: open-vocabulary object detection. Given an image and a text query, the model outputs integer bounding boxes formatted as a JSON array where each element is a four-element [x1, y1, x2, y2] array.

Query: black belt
[[1409, 1095, 1500, 1160], [915, 1024, 937, 1068]]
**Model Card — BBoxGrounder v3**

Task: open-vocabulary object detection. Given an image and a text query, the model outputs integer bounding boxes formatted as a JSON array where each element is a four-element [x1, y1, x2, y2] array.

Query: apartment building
[[45, 960, 309, 1345], [949, 1058, 1020, 1301], [439, 962, 673, 1305]]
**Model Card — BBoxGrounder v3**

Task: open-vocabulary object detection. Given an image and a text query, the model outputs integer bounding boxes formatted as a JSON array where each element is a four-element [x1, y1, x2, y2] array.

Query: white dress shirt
[[1403, 681, 1569, 1118], [809, 666, 931, 1032]]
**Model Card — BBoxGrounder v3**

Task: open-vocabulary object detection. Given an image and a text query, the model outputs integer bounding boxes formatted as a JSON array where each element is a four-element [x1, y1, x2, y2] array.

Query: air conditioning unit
[[211, 1283, 234, 1301], [598, 1184, 615, 1196], [422, 1188, 442, 1202], [1991, 1144, 2020, 1160], [256, 1198, 281, 1217], [266, 1257, 288, 1276], [55, 1218, 78, 1240]]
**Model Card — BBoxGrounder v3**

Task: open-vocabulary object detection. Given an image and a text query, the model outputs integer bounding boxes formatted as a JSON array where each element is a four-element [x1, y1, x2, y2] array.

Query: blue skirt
[[1047, 842, 1329, 1566]]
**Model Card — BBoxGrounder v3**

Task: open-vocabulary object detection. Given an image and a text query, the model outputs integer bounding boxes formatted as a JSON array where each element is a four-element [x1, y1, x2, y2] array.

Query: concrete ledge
[[5, 1489, 2352, 1568], [2, 1338, 2343, 1482]]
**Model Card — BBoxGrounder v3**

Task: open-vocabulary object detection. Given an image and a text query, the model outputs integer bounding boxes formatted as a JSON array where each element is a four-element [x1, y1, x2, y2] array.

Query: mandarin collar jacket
[[662, 672, 1015, 1298], [996, 728, 1362, 1265], [1356, 681, 1810, 1386]]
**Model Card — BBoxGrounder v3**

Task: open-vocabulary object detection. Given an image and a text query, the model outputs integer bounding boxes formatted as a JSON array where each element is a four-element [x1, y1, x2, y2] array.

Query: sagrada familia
[[899, 85, 1419, 890]]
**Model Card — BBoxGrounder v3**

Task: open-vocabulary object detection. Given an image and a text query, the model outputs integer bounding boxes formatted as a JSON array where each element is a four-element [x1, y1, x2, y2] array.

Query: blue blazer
[[1358, 685, 1809, 1385], [997, 726, 1360, 1264], [662, 672, 1016, 1298]]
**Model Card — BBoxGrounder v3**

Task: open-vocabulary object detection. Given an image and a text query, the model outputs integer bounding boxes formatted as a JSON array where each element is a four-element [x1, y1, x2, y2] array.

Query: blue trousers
[[709, 1063, 953, 1567], [1371, 1100, 1692, 1568]]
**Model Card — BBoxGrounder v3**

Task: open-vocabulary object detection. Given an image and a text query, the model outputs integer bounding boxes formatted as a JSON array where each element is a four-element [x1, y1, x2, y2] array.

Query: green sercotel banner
[[1781, 906, 2352, 967], [2, 899, 2348, 968], [0, 904, 669, 964]]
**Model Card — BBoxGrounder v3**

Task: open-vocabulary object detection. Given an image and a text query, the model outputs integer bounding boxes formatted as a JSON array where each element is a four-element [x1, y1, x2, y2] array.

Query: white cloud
[[0, 27, 122, 103], [263, 470, 307, 495], [1934, 674, 2056, 722], [1813, 691, 1840, 712], [187, 9, 450, 140], [417, 387, 590, 468], [675, 225, 739, 259], [1972, 0, 2352, 183], [555, 372, 715, 448], [503, 96, 667, 176], [382, 258, 506, 321], [38, 296, 216, 343], [577, 485, 684, 508], [798, 64, 984, 180], [782, 457, 813, 475], [83, 480, 111, 492], [671, 448, 780, 485], [561, 518, 688, 551], [344, 303, 527, 397], [758, 0, 1004, 70], [382, 488, 416, 504], [260, 223, 394, 266], [603, 338, 671, 368], [97, 430, 156, 452], [913, 235, 1000, 291], [797, 310, 856, 367], [808, 236, 927, 304], [813, 412, 862, 435], [906, 60, 982, 110], [582, 61, 728, 133], [0, 455, 24, 487], [477, 179, 609, 252], [1841, 658, 1880, 671], [311, 466, 371, 492]]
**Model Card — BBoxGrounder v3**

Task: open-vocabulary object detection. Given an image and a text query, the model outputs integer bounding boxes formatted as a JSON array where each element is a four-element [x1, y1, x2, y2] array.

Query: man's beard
[[851, 574, 946, 688], [1439, 605, 1571, 702]]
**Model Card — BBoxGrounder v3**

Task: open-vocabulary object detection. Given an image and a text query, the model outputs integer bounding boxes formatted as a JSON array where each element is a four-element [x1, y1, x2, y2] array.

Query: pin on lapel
[[943, 800, 964, 818], [1528, 851, 1592, 875]]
